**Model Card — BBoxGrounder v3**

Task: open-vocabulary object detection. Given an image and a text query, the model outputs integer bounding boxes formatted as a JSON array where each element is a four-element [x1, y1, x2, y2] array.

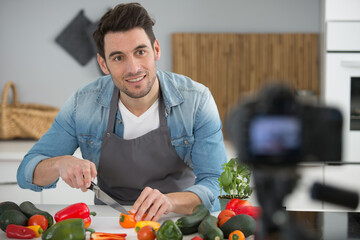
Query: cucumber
[[176, 204, 210, 235], [198, 215, 224, 240], [0, 201, 22, 217], [0, 209, 28, 231], [19, 201, 54, 227], [220, 214, 256, 238]]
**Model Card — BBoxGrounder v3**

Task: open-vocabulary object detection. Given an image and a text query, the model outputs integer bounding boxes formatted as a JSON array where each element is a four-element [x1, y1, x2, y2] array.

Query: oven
[[324, 21, 360, 162]]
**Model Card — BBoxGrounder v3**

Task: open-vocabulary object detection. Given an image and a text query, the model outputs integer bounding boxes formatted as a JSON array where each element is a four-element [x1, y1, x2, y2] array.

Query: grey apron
[[96, 87, 195, 205]]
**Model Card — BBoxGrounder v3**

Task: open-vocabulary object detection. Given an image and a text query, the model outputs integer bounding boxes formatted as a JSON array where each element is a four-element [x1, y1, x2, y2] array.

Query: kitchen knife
[[88, 181, 128, 214]]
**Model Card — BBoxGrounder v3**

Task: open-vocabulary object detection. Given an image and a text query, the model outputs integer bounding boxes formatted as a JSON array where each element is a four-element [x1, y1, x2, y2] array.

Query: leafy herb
[[218, 158, 253, 199]]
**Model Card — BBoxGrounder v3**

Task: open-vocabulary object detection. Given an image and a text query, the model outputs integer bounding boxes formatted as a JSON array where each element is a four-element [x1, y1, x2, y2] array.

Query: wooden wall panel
[[172, 33, 319, 123]]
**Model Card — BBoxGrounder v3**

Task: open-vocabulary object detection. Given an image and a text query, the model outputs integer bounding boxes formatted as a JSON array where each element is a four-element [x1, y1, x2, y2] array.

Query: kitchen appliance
[[324, 21, 360, 162], [88, 181, 128, 214]]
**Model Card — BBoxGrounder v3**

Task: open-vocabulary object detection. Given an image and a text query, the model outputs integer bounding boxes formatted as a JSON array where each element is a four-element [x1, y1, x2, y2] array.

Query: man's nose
[[125, 56, 140, 73]]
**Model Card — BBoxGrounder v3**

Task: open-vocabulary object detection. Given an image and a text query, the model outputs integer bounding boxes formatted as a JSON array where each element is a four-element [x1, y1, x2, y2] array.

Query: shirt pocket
[[78, 134, 102, 163], [171, 135, 194, 168]]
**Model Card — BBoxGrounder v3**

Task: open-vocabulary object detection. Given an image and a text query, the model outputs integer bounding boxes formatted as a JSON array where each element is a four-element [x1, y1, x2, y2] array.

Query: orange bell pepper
[[229, 230, 245, 240], [119, 212, 137, 228], [54, 202, 96, 228]]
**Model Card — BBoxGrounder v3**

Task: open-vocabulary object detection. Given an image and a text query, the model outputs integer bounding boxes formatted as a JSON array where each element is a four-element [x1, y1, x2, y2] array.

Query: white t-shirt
[[118, 99, 160, 140]]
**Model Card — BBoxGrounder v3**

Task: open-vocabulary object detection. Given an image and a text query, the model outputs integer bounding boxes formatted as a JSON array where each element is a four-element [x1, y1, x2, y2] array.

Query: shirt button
[[184, 139, 188, 145], [106, 133, 111, 137], [118, 120, 122, 124], [90, 140, 94, 145]]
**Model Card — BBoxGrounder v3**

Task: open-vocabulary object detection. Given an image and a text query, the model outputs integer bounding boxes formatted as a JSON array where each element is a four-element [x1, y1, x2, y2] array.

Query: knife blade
[[88, 181, 128, 214]]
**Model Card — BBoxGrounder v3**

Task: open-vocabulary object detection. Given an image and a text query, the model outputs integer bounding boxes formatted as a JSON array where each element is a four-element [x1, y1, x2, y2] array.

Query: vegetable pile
[[0, 200, 126, 239]]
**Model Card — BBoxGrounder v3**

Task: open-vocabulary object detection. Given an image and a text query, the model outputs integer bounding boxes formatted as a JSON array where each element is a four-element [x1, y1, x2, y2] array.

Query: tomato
[[225, 199, 252, 211], [217, 209, 235, 227], [234, 206, 262, 219], [28, 214, 48, 231], [137, 225, 156, 240], [229, 230, 245, 240]]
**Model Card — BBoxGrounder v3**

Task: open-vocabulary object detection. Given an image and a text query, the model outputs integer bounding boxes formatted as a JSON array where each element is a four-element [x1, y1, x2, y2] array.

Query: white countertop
[[0, 204, 222, 240], [0, 140, 82, 161]]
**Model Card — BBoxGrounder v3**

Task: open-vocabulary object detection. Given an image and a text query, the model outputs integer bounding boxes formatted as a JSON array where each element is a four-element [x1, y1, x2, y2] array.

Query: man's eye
[[114, 56, 123, 61], [137, 50, 145, 55]]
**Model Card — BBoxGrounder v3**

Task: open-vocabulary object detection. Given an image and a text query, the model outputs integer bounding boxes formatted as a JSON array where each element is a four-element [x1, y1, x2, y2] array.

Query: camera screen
[[249, 116, 301, 157]]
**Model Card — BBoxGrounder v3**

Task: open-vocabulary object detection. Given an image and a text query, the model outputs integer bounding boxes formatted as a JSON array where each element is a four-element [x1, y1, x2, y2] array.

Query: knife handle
[[88, 181, 96, 190]]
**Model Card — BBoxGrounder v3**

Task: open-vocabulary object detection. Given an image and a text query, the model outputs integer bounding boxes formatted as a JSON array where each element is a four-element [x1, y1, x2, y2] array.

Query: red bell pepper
[[234, 206, 262, 220], [225, 199, 252, 212], [6, 224, 36, 239], [54, 202, 96, 228]]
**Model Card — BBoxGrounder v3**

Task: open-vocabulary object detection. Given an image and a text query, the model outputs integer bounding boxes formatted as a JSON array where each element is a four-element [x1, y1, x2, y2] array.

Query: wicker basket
[[0, 81, 59, 140]]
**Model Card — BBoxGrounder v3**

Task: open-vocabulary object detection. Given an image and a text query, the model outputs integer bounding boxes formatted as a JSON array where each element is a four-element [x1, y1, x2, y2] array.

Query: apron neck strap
[[106, 86, 120, 134]]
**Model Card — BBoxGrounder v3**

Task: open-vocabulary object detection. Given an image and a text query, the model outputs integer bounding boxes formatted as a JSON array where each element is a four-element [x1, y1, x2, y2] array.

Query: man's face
[[98, 28, 160, 99]]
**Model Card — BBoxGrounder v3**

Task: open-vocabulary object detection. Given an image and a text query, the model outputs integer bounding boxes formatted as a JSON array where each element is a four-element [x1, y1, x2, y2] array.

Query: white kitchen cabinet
[[323, 165, 360, 211], [283, 165, 324, 210], [325, 0, 360, 21], [0, 140, 94, 205]]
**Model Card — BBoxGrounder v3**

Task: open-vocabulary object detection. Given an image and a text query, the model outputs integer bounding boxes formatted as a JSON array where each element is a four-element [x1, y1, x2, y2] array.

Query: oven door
[[325, 53, 360, 162]]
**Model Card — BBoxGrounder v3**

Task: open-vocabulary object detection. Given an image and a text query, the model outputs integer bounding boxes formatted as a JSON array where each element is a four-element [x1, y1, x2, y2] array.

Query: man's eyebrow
[[135, 44, 149, 50], [108, 51, 123, 58], [108, 44, 150, 58]]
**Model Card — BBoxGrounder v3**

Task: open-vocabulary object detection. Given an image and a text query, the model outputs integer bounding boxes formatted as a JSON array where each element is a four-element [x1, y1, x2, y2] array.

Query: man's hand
[[130, 187, 202, 222], [33, 155, 97, 192], [57, 156, 97, 192], [130, 187, 173, 222]]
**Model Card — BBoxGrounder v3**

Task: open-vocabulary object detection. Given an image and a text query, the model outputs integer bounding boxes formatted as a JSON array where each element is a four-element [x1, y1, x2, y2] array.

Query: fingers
[[58, 156, 97, 190], [130, 187, 172, 222]]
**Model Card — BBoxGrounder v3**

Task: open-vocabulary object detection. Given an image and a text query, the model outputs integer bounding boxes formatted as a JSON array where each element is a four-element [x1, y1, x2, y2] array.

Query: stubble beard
[[120, 72, 156, 99]]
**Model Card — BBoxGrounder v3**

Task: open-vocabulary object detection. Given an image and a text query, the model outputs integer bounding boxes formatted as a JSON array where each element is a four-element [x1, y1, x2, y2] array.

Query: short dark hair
[[93, 2, 156, 58]]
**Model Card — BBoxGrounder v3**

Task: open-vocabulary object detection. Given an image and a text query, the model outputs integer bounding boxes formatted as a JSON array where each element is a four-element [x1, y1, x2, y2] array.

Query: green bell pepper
[[42, 218, 94, 240], [157, 219, 183, 240]]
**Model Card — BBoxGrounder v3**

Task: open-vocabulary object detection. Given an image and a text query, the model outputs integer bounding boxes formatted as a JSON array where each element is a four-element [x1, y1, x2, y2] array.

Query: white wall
[[0, 0, 321, 108]]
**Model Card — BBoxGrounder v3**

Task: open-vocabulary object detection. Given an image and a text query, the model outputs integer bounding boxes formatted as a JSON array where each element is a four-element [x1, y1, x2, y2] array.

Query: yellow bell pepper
[[134, 221, 160, 233], [27, 225, 43, 237]]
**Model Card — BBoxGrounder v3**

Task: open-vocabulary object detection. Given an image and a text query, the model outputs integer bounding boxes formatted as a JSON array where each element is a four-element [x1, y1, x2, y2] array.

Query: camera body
[[227, 84, 343, 166]]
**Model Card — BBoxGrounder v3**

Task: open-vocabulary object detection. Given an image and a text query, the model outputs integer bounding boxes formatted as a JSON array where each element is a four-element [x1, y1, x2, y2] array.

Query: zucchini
[[176, 204, 210, 235], [19, 201, 54, 227], [0, 209, 28, 231], [0, 201, 22, 217], [220, 214, 256, 238], [198, 215, 224, 240]]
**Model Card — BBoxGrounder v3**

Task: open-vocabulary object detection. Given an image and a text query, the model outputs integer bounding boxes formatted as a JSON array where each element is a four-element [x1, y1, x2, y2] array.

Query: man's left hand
[[130, 186, 172, 222]]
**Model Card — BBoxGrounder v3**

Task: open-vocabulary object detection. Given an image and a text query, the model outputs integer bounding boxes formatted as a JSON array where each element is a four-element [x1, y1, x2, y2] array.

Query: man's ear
[[154, 39, 161, 61], [97, 53, 110, 75]]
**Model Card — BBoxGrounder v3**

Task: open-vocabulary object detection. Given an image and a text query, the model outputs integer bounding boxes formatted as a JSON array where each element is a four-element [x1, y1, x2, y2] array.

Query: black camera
[[226, 83, 343, 166]]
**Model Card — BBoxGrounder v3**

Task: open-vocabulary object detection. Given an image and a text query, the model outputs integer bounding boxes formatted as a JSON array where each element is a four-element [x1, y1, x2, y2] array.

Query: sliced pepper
[[91, 232, 127, 239], [156, 219, 183, 240], [54, 202, 96, 228], [135, 221, 160, 233], [42, 218, 95, 240], [26, 225, 43, 237], [6, 224, 36, 239]]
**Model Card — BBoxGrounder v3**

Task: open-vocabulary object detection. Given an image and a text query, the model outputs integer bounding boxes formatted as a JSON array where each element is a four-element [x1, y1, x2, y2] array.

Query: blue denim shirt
[[17, 70, 227, 211]]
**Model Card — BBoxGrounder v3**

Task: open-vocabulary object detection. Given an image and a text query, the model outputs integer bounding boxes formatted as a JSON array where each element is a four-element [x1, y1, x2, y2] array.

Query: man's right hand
[[33, 155, 97, 192]]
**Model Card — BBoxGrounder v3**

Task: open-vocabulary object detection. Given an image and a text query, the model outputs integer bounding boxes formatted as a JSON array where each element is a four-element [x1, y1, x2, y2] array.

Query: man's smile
[[125, 74, 146, 83]]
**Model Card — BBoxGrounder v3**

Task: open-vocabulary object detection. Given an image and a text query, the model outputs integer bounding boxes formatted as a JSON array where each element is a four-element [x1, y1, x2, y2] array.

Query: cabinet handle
[[341, 60, 360, 68], [0, 182, 18, 186]]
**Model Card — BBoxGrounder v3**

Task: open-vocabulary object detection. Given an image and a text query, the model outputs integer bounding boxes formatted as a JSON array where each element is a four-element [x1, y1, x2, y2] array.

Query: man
[[17, 2, 227, 221]]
